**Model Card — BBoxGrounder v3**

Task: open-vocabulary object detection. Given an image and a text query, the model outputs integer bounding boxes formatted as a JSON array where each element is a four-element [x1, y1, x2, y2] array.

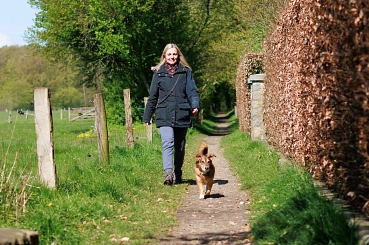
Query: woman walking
[[143, 44, 200, 185]]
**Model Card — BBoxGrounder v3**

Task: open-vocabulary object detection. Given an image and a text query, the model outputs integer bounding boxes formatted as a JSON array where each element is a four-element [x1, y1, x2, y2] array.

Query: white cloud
[[0, 33, 13, 47]]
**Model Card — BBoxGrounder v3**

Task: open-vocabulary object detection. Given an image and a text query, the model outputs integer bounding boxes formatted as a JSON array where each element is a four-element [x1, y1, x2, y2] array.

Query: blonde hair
[[151, 43, 191, 71]]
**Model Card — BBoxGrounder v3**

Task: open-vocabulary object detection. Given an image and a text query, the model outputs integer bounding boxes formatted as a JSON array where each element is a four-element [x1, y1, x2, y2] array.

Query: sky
[[0, 0, 39, 47]]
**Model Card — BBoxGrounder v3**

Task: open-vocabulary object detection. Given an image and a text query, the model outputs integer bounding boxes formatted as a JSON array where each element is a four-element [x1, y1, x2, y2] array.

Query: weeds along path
[[160, 113, 253, 245]]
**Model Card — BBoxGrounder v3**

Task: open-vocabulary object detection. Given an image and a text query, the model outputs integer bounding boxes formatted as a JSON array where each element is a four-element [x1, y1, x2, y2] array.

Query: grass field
[[0, 110, 205, 244], [0, 110, 359, 244]]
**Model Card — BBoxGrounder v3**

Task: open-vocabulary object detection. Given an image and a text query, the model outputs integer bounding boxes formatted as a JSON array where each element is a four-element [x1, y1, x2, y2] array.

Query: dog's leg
[[199, 185, 205, 199], [197, 180, 205, 199], [205, 180, 213, 198]]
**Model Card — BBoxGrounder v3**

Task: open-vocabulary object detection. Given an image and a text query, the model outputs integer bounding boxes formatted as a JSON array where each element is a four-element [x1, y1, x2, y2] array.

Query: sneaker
[[163, 172, 173, 185]]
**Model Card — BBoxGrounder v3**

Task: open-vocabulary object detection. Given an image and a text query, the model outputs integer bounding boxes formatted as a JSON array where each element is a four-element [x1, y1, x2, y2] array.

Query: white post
[[248, 74, 266, 141], [34, 87, 58, 189]]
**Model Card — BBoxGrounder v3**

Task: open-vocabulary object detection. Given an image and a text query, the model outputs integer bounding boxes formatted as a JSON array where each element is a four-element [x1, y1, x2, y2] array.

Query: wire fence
[[0, 107, 151, 147]]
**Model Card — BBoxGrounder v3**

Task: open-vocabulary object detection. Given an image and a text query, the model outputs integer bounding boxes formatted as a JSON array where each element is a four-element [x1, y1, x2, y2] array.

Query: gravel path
[[160, 114, 253, 245], [159, 113, 369, 245]]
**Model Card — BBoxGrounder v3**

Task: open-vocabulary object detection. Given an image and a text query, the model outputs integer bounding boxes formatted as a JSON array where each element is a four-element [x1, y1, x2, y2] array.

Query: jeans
[[159, 127, 188, 176]]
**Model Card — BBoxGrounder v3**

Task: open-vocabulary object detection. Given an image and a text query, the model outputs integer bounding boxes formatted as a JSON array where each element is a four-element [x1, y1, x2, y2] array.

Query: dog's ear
[[208, 154, 216, 161], [195, 153, 202, 162]]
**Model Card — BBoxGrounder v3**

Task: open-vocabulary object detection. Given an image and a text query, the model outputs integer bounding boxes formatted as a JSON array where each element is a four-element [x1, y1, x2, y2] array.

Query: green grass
[[193, 110, 239, 135], [221, 128, 359, 245], [0, 111, 359, 244], [0, 111, 204, 244]]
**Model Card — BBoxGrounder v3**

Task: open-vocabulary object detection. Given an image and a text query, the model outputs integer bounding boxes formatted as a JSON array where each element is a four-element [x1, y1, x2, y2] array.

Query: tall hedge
[[263, 0, 369, 212]]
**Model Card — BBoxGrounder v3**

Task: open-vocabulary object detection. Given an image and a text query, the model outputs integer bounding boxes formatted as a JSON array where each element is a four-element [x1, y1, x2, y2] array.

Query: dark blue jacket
[[143, 63, 200, 128]]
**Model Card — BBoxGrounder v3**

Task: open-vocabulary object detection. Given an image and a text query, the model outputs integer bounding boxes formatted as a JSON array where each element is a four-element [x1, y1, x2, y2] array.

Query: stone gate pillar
[[248, 74, 265, 141]]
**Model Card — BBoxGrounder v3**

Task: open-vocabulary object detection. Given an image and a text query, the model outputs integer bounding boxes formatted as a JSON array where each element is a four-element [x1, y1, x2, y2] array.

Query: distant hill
[[0, 45, 97, 111]]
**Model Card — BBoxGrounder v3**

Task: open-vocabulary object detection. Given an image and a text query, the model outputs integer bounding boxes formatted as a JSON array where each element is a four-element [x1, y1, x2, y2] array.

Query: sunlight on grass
[[0, 111, 359, 245], [221, 129, 359, 245], [0, 115, 36, 225], [0, 112, 205, 244]]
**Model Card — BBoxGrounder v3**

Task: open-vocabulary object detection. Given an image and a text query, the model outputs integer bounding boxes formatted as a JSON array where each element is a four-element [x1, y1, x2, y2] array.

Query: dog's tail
[[199, 142, 208, 155]]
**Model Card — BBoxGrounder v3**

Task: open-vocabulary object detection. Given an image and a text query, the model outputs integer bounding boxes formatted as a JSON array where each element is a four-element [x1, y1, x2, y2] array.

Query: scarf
[[165, 63, 178, 75]]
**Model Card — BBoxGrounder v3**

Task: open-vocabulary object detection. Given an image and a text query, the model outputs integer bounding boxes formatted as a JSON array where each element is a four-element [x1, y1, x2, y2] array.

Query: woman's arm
[[185, 69, 200, 112]]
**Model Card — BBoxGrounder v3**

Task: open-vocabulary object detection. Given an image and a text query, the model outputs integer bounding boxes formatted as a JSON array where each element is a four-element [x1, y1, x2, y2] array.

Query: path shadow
[[160, 231, 251, 244], [214, 179, 228, 185], [183, 179, 196, 185], [183, 179, 228, 186], [206, 193, 225, 199], [194, 112, 237, 136]]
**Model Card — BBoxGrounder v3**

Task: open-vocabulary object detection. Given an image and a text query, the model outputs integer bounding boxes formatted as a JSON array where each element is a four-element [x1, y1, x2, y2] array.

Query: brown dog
[[194, 142, 216, 199]]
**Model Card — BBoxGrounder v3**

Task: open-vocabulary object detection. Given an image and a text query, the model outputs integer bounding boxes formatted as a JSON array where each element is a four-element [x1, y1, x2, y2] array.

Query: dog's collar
[[201, 172, 210, 177]]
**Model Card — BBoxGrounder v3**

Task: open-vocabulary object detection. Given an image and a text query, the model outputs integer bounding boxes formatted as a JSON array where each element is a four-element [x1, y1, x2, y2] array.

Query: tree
[[0, 46, 96, 110], [27, 0, 197, 120], [28, 0, 190, 89], [191, 0, 288, 112], [26, 0, 287, 117]]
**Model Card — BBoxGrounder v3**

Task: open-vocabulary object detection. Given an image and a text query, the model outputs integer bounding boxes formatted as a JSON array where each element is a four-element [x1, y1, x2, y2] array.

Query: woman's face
[[165, 47, 178, 65]]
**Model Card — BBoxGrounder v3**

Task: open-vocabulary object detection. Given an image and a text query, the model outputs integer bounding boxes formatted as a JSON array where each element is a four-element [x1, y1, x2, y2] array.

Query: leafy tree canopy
[[0, 46, 97, 110], [24, 0, 286, 117]]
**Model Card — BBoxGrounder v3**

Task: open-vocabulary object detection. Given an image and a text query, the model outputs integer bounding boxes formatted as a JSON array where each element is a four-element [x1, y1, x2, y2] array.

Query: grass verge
[[221, 122, 359, 245], [0, 114, 205, 245], [0, 111, 359, 245]]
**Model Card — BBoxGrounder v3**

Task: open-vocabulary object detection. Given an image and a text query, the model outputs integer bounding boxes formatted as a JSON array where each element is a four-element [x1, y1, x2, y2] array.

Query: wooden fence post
[[34, 87, 58, 189], [68, 107, 71, 122], [144, 97, 152, 142], [94, 93, 109, 163], [124, 89, 134, 148], [8, 110, 11, 123]]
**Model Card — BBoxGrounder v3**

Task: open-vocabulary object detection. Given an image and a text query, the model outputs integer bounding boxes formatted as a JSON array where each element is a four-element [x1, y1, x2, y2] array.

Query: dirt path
[[158, 113, 369, 245], [160, 114, 252, 245]]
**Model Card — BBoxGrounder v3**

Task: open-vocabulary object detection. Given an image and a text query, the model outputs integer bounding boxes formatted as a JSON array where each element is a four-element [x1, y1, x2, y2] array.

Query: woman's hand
[[192, 108, 199, 116], [145, 122, 151, 126]]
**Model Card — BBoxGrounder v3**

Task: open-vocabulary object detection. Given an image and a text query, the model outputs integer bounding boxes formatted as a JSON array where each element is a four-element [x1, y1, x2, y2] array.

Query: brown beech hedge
[[237, 0, 369, 213]]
